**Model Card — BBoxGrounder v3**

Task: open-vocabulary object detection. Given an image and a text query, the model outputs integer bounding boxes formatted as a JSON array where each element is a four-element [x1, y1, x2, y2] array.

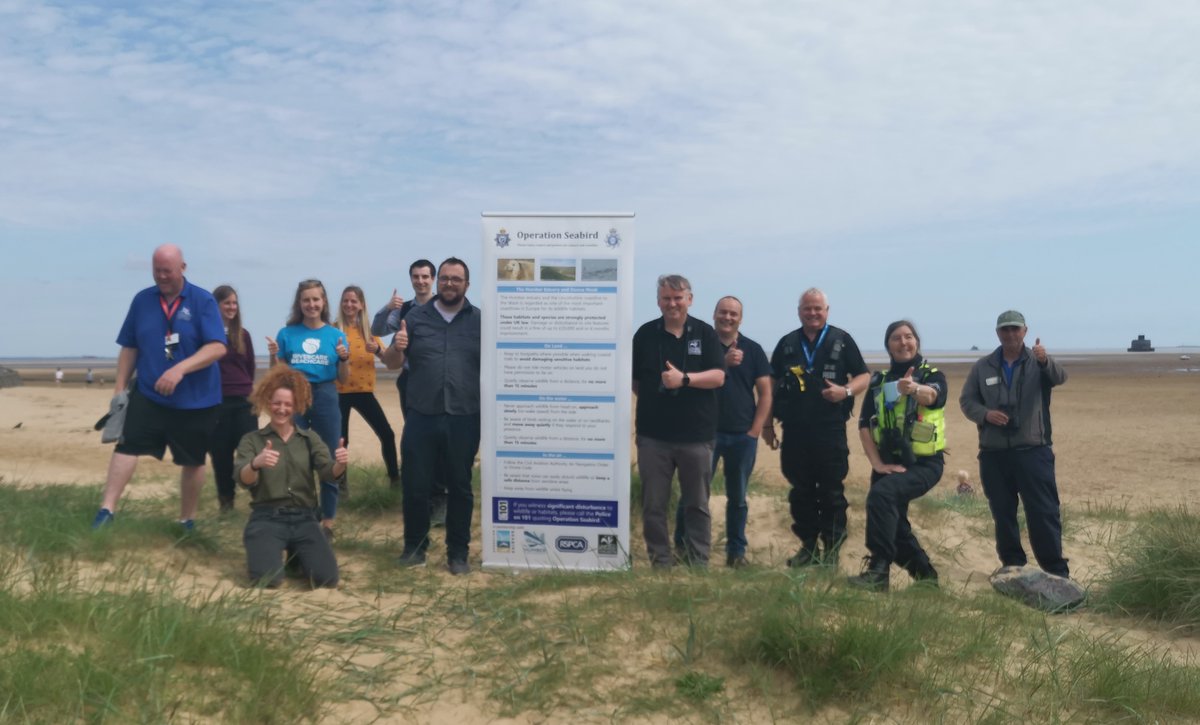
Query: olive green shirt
[[234, 425, 335, 509]]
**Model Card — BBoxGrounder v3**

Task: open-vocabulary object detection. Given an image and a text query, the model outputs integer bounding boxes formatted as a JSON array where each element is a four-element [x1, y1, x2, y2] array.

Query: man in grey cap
[[960, 310, 1070, 577]]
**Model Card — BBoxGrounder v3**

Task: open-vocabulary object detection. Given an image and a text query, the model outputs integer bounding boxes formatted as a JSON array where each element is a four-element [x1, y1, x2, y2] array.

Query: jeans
[[674, 432, 757, 557], [638, 436, 713, 566], [294, 381, 342, 521], [400, 410, 480, 561], [979, 446, 1069, 577], [243, 506, 338, 588], [339, 391, 399, 479]]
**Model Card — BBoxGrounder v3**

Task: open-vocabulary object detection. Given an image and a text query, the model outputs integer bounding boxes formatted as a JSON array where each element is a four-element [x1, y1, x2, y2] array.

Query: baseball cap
[[995, 310, 1026, 329]]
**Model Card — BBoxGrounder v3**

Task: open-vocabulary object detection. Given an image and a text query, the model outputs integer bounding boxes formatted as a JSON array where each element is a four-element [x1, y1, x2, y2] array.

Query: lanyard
[[160, 295, 182, 334], [800, 325, 828, 370]]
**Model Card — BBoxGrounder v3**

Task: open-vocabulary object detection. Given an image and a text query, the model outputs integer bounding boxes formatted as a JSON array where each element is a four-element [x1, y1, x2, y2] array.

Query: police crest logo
[[495, 529, 513, 553], [605, 228, 621, 248], [495, 228, 510, 247], [688, 339, 702, 355]]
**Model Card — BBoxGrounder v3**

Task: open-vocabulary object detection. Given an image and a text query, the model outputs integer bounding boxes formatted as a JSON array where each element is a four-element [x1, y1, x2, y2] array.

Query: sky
[[1, 0, 1198, 357]]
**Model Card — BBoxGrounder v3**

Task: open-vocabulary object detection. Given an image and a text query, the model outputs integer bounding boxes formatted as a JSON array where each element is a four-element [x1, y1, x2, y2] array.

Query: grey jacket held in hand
[[960, 346, 1067, 450]]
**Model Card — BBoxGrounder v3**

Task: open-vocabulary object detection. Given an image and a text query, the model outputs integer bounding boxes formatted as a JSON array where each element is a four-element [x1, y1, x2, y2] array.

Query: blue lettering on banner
[[492, 497, 617, 527]]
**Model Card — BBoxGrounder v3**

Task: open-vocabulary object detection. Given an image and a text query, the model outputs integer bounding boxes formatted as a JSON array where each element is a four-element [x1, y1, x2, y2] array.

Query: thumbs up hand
[[335, 336, 349, 361], [334, 437, 349, 465], [388, 288, 405, 310], [725, 338, 743, 367], [900, 366, 920, 396], [661, 360, 685, 389], [1032, 337, 1047, 364], [255, 439, 280, 470], [365, 335, 380, 354], [392, 320, 408, 351], [265, 336, 279, 357]]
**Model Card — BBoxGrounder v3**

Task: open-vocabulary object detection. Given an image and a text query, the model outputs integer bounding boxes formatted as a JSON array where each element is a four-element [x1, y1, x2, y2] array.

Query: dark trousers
[[979, 446, 1069, 577], [244, 507, 338, 588], [209, 396, 257, 502], [864, 457, 943, 567], [338, 391, 399, 479], [400, 411, 480, 561], [780, 434, 849, 551], [397, 372, 447, 498]]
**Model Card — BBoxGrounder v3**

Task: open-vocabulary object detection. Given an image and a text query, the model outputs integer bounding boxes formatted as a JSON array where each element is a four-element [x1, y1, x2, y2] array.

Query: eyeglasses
[[438, 276, 466, 285]]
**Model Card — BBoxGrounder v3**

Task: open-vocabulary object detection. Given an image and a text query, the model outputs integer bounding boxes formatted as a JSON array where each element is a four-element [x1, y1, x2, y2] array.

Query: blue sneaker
[[91, 508, 115, 529], [178, 519, 195, 533]]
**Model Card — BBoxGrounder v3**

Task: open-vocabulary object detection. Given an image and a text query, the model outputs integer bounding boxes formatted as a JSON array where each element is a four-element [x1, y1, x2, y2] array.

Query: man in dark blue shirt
[[383, 257, 481, 575], [92, 244, 227, 530], [673, 296, 772, 568]]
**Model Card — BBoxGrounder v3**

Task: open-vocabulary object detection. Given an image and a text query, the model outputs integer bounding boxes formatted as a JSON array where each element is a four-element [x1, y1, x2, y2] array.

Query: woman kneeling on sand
[[234, 366, 348, 588]]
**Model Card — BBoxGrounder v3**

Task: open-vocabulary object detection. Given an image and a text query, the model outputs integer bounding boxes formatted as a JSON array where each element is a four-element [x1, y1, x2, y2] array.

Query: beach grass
[[4, 474, 1200, 722]]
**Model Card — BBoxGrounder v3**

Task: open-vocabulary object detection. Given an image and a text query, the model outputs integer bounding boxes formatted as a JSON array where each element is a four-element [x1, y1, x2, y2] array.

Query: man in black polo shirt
[[763, 288, 870, 568], [673, 296, 772, 568], [632, 275, 725, 568]]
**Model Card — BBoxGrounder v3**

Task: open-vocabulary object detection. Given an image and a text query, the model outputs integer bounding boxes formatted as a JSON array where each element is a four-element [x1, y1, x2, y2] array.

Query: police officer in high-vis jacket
[[848, 320, 945, 591]]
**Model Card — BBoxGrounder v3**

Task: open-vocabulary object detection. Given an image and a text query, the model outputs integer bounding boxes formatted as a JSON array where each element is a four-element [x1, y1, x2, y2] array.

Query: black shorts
[[115, 388, 218, 466]]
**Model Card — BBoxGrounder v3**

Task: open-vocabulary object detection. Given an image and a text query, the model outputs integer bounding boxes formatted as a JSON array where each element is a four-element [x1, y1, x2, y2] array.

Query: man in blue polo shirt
[[92, 244, 227, 530]]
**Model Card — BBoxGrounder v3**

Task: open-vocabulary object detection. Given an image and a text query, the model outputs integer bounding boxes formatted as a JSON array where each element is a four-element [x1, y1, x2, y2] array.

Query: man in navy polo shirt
[[632, 274, 726, 569], [92, 244, 227, 530], [673, 296, 772, 568]]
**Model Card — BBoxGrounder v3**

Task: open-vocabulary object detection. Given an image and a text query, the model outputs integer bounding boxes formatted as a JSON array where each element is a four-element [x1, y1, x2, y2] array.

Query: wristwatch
[[681, 373, 691, 388], [845, 386, 853, 398]]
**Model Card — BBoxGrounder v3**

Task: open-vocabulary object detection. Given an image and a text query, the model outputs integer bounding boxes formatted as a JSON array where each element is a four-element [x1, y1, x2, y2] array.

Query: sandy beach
[[2, 352, 1198, 721]]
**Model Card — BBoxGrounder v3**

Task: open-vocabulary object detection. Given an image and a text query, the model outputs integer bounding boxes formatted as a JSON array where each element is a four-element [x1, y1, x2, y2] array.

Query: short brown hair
[[250, 365, 312, 416]]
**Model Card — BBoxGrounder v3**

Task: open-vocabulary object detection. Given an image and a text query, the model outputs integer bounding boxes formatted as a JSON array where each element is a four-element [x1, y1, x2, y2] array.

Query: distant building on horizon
[[1127, 334, 1154, 352]]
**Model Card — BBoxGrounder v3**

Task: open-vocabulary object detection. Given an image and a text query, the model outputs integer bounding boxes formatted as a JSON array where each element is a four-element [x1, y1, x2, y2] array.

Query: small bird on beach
[[956, 470, 974, 496]]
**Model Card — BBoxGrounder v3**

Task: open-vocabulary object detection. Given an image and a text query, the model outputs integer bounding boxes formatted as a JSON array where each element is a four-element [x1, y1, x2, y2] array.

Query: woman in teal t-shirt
[[266, 279, 348, 539]]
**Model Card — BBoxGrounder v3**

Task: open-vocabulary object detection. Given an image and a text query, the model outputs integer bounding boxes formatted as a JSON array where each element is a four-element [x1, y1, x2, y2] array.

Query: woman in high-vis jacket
[[848, 320, 946, 592]]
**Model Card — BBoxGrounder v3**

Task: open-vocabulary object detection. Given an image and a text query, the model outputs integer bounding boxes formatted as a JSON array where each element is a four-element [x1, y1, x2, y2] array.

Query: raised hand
[[821, 378, 849, 402], [388, 288, 405, 310], [365, 335, 380, 354], [899, 366, 919, 396], [661, 360, 685, 389], [392, 320, 408, 351], [265, 335, 279, 357], [255, 440, 280, 469], [335, 337, 349, 361], [725, 338, 743, 367], [334, 437, 349, 465], [1032, 337, 1047, 364]]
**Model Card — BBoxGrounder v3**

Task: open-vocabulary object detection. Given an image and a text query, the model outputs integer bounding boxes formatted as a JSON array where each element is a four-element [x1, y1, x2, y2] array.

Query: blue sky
[[1, 0, 1197, 357]]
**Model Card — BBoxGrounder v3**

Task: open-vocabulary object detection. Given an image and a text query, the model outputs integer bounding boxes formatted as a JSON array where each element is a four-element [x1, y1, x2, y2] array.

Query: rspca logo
[[605, 228, 621, 248], [523, 531, 547, 553], [597, 534, 618, 556], [555, 536, 588, 553], [179, 306, 193, 321], [495, 228, 510, 247], [495, 529, 513, 553], [302, 338, 321, 355]]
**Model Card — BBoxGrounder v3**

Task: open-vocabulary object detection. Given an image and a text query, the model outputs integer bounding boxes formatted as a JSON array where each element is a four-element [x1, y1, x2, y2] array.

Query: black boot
[[906, 558, 939, 587], [787, 542, 819, 568], [847, 556, 890, 592]]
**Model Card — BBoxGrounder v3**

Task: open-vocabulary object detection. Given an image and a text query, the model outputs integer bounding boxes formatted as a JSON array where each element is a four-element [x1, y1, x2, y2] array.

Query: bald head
[[152, 244, 186, 299]]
